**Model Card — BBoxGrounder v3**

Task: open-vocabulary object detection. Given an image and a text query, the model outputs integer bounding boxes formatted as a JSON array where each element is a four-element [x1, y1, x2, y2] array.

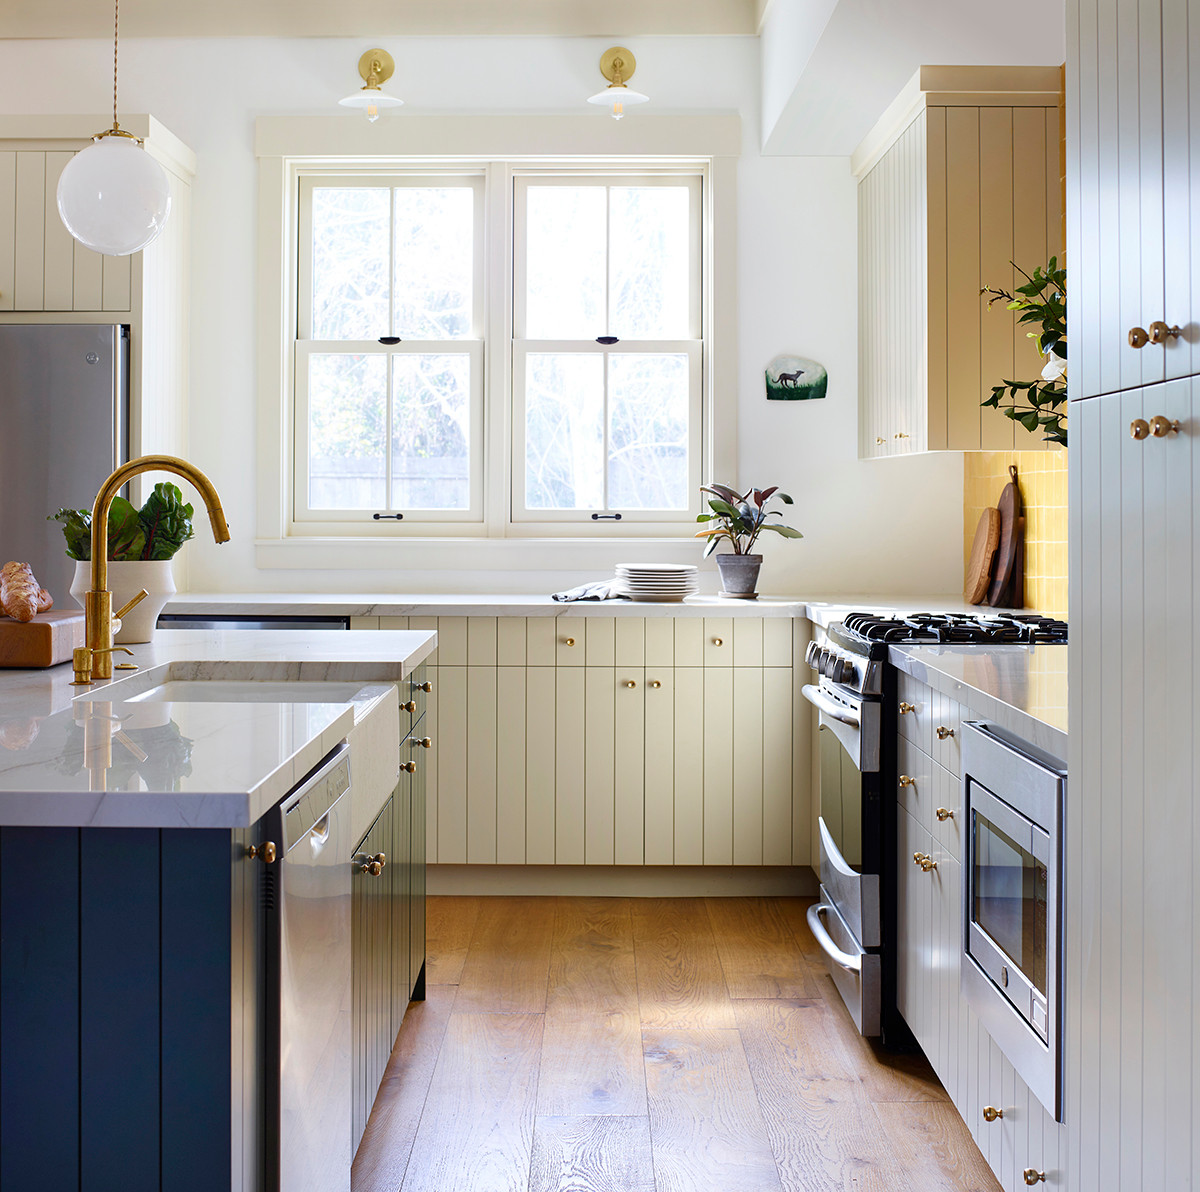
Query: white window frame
[[254, 115, 740, 572], [511, 171, 704, 526], [294, 171, 486, 528]]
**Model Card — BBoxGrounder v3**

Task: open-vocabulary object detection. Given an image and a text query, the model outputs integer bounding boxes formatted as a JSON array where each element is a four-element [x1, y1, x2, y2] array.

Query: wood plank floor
[[352, 896, 1002, 1192]]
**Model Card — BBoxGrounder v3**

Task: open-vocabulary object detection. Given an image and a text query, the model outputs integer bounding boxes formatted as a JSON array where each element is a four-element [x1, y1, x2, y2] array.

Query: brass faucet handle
[[114, 588, 149, 621]]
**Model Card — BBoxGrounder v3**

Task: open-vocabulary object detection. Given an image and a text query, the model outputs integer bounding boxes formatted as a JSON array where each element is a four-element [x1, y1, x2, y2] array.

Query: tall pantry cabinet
[[1067, 2, 1200, 1190]]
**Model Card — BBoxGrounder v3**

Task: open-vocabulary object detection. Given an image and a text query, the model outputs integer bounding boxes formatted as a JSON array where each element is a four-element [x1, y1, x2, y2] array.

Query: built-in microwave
[[961, 721, 1066, 1122]]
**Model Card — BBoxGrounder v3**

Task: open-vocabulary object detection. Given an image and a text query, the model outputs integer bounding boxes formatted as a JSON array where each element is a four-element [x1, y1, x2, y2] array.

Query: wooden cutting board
[[964, 508, 1001, 604], [987, 466, 1024, 607], [0, 611, 85, 668]]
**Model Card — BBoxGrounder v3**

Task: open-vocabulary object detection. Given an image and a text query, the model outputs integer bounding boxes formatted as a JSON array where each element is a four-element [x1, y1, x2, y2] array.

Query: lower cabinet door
[[409, 733, 427, 1002], [351, 797, 393, 1152]]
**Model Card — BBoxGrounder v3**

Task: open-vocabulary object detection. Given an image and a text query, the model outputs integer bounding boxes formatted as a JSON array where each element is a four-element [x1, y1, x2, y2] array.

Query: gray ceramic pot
[[715, 553, 762, 598]]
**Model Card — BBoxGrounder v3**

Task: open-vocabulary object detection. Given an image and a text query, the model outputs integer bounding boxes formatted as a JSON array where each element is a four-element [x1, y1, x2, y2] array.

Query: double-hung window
[[292, 163, 704, 536], [295, 173, 485, 525]]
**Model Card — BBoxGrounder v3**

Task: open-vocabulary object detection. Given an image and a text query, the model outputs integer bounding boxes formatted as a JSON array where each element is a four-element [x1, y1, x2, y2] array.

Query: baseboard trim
[[427, 864, 819, 897]]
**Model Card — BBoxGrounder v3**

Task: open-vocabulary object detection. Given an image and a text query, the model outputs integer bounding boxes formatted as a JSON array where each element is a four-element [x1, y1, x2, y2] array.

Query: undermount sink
[[77, 679, 369, 705]]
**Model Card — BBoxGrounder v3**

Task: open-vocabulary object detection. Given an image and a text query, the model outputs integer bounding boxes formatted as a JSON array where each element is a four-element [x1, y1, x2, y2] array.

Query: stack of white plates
[[614, 563, 699, 603]]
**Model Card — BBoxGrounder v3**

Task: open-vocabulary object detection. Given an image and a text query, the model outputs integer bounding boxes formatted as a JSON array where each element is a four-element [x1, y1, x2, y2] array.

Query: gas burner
[[834, 611, 1068, 648]]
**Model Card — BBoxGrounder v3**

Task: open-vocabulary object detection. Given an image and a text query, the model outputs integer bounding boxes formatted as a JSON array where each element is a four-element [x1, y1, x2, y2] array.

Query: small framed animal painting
[[765, 354, 827, 401]]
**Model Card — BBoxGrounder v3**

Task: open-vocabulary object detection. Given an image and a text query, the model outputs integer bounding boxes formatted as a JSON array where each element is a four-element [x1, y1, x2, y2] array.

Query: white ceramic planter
[[70, 559, 176, 644]]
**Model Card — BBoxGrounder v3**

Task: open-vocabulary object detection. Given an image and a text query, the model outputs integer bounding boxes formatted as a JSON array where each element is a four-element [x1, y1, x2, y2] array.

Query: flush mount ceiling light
[[56, 0, 172, 257], [339, 49, 405, 123], [587, 46, 649, 120]]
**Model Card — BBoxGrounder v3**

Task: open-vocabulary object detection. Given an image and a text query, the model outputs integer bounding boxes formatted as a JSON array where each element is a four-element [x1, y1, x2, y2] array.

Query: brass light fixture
[[587, 47, 648, 120], [339, 49, 404, 123], [56, 0, 172, 256]]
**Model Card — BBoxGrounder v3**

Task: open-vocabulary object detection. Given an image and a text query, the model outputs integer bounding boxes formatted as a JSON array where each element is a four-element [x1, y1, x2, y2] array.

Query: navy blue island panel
[[0, 825, 257, 1192]]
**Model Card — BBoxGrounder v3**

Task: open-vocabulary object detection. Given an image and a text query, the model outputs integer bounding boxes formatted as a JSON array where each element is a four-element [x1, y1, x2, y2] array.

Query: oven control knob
[[817, 648, 832, 675], [805, 641, 820, 668], [832, 657, 852, 684]]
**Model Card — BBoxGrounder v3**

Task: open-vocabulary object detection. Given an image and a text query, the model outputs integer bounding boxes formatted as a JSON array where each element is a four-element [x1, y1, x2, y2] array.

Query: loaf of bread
[[1, 561, 42, 622]]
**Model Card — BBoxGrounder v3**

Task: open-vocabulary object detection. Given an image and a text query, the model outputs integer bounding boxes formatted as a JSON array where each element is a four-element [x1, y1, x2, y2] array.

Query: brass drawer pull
[[564, 637, 576, 647], [875, 436, 885, 444], [1131, 418, 1150, 440], [415, 680, 433, 693], [360, 852, 386, 877], [712, 637, 723, 646], [625, 680, 637, 689], [1149, 320, 1181, 344], [920, 856, 938, 872], [1151, 414, 1181, 437], [935, 807, 954, 821], [247, 842, 276, 864], [894, 432, 910, 439], [400, 760, 418, 773], [1023, 1170, 1046, 1185], [983, 1106, 1003, 1122], [898, 702, 915, 714], [912, 852, 926, 866], [416, 736, 433, 748], [899, 774, 915, 787], [401, 700, 417, 713], [649, 680, 661, 689], [1128, 325, 1150, 348], [936, 725, 954, 740]]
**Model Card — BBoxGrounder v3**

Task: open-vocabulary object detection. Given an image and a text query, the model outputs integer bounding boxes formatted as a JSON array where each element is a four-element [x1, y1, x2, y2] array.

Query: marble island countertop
[[888, 642, 1067, 758], [0, 628, 436, 829]]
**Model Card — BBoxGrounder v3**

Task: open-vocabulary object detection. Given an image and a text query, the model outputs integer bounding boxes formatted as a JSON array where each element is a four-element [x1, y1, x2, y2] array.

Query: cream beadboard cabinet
[[1067, 1, 1200, 1189], [854, 67, 1062, 458], [351, 614, 811, 871], [0, 116, 194, 497]]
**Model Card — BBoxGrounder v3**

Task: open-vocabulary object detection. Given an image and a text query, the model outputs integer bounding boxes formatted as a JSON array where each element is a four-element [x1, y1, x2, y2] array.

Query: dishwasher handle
[[806, 901, 863, 973]]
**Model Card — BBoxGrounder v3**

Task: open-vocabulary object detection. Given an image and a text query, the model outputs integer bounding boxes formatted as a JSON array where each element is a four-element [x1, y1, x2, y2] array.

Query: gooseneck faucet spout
[[84, 455, 231, 681]]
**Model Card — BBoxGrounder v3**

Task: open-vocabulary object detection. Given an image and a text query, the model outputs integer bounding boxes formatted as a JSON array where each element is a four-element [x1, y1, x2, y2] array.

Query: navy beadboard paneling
[[0, 826, 82, 1191]]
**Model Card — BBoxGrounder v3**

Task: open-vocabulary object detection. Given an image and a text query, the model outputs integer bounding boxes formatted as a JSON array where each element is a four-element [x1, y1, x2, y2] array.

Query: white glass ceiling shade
[[338, 90, 404, 123], [57, 134, 172, 256], [587, 84, 649, 120]]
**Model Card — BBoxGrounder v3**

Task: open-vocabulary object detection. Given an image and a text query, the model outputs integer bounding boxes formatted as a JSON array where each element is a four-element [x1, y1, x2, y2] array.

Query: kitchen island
[[0, 627, 436, 1192]]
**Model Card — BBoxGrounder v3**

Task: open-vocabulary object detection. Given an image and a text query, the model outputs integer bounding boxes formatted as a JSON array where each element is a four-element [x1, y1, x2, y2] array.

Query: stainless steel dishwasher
[[264, 744, 354, 1192]]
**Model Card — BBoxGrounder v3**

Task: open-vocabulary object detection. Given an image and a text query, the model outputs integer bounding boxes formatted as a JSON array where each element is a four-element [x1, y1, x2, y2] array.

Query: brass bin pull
[[983, 1106, 1003, 1122], [247, 842, 277, 864]]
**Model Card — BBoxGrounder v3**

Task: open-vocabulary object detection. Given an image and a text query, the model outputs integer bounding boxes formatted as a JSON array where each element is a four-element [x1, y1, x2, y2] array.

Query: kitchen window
[[291, 163, 706, 536]]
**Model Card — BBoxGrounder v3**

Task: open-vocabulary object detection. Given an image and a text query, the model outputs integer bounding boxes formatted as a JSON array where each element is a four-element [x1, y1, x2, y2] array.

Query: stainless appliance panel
[[0, 324, 128, 604], [274, 745, 353, 1192], [819, 816, 880, 948], [807, 887, 881, 1036]]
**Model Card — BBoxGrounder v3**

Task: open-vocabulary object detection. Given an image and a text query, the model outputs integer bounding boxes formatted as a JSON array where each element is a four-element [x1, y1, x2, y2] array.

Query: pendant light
[[339, 49, 404, 123], [56, 0, 172, 257], [587, 47, 649, 120]]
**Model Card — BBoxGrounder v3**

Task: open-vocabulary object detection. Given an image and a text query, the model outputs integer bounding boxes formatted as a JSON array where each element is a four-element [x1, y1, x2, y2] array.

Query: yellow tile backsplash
[[963, 449, 1068, 616]]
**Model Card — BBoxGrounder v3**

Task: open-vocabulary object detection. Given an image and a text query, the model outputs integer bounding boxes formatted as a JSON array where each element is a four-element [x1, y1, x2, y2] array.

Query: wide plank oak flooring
[[354, 895, 1001, 1192]]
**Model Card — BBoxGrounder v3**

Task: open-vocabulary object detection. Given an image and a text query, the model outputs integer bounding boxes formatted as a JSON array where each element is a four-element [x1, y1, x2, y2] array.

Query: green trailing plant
[[695, 484, 803, 557], [49, 483, 196, 562], [980, 257, 1068, 447]]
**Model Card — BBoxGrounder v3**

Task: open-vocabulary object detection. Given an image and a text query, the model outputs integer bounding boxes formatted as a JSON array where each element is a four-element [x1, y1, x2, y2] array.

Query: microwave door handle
[[806, 902, 863, 973], [801, 684, 861, 729]]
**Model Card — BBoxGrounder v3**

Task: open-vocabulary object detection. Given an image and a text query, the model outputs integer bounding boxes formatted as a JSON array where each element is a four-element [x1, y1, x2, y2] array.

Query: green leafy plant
[[695, 484, 803, 558], [980, 257, 1068, 447], [49, 483, 196, 562]]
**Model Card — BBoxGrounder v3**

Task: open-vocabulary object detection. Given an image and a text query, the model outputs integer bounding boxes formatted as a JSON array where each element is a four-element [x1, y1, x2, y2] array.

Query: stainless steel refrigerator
[[0, 324, 129, 607]]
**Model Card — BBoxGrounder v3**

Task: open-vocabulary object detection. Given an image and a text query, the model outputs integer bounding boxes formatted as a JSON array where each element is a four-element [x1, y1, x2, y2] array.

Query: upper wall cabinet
[[854, 67, 1063, 457], [1068, 0, 1199, 399]]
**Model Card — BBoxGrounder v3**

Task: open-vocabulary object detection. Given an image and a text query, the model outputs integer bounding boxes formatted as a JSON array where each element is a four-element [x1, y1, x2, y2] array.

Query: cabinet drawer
[[896, 733, 936, 832], [896, 671, 934, 753], [399, 663, 431, 735], [931, 689, 962, 776], [930, 760, 962, 860]]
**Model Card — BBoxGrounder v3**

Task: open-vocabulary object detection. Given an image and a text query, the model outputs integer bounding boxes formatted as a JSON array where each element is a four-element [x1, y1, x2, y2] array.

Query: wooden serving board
[[964, 508, 1001, 604], [0, 611, 85, 668], [987, 466, 1023, 607]]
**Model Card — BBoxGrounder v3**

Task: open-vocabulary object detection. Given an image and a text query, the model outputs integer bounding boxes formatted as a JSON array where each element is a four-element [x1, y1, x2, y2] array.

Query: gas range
[[807, 612, 1069, 698]]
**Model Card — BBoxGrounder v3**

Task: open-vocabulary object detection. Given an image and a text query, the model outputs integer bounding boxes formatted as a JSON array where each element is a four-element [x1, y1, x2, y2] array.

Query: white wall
[[0, 33, 963, 597]]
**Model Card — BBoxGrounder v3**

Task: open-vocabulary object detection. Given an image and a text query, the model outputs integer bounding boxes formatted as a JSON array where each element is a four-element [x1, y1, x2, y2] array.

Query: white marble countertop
[[888, 643, 1067, 759], [0, 628, 436, 829]]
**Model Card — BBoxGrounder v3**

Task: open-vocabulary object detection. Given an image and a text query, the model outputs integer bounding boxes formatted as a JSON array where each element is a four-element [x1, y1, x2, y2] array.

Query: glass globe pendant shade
[[57, 134, 172, 256]]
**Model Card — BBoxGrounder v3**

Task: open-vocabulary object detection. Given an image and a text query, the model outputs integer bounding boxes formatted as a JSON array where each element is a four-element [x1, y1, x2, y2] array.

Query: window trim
[[254, 114, 740, 570]]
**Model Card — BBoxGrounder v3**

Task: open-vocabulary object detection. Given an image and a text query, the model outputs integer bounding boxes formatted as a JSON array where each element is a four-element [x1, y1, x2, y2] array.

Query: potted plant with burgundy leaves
[[695, 483, 803, 598], [50, 482, 195, 643]]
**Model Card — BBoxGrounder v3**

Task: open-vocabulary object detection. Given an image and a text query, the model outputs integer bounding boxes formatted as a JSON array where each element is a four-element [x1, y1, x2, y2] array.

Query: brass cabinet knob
[[247, 841, 277, 864], [400, 760, 418, 773], [417, 736, 433, 748], [898, 702, 915, 714], [921, 856, 938, 871], [936, 725, 954, 740], [1130, 418, 1151, 440], [360, 860, 384, 876], [894, 432, 910, 439], [649, 680, 661, 688], [983, 1106, 1004, 1122], [564, 637, 576, 647], [1150, 414, 1181, 437], [1149, 320, 1182, 344], [712, 637, 723, 646], [1023, 1170, 1047, 1185], [912, 852, 925, 865], [625, 680, 637, 689], [416, 681, 433, 693], [875, 436, 886, 444], [1129, 326, 1150, 348], [899, 774, 915, 787], [401, 700, 417, 713], [936, 807, 955, 821]]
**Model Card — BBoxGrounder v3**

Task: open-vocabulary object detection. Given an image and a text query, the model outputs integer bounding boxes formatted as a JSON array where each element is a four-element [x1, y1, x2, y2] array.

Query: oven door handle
[[801, 684, 860, 729], [806, 901, 863, 973]]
